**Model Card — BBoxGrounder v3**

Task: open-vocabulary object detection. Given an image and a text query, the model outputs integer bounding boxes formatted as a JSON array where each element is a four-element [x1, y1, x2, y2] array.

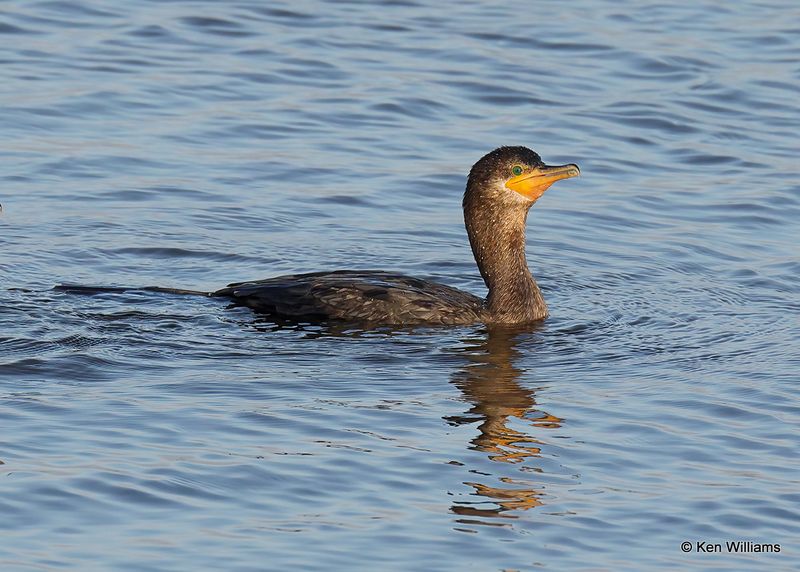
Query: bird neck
[[464, 205, 547, 323]]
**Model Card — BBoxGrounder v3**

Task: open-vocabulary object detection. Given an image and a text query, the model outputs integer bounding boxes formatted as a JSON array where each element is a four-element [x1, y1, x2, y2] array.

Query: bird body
[[214, 270, 486, 325]]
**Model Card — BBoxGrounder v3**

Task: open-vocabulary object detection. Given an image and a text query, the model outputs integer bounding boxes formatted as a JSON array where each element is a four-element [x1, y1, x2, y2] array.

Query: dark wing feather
[[213, 270, 485, 325]]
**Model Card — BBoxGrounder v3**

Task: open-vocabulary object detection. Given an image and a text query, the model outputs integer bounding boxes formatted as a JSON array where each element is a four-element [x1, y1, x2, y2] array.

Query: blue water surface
[[1, 1, 798, 570]]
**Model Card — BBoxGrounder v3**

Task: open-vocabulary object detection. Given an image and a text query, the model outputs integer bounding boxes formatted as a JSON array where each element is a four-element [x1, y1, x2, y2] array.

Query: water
[[1, 0, 798, 570]]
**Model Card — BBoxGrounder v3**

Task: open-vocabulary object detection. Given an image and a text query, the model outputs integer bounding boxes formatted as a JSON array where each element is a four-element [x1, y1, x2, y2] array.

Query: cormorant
[[58, 147, 579, 325]]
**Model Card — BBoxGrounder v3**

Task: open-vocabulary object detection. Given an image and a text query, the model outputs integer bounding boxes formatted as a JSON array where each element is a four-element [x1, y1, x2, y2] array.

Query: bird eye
[[511, 165, 523, 177]]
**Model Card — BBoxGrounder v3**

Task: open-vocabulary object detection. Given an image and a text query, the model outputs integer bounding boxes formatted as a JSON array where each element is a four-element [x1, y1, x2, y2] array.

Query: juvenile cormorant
[[57, 147, 579, 325]]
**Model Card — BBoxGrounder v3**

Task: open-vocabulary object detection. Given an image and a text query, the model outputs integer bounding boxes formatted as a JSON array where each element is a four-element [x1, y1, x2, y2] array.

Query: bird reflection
[[446, 325, 562, 525], [241, 316, 563, 527]]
